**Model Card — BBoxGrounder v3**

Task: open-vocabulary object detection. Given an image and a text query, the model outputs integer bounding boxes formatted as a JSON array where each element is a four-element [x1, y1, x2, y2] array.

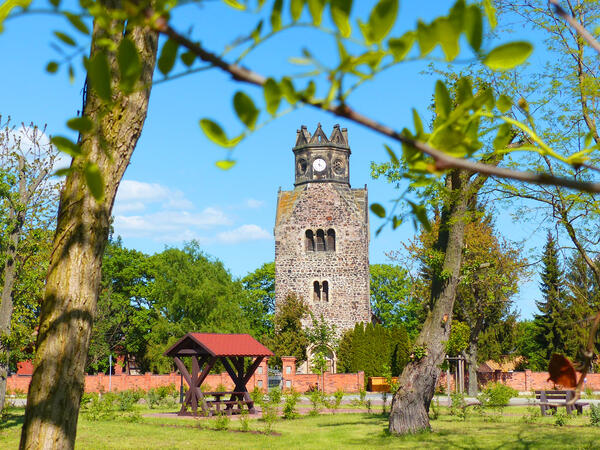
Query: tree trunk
[[466, 341, 478, 397], [389, 170, 471, 434], [19, 17, 158, 450], [0, 207, 23, 411]]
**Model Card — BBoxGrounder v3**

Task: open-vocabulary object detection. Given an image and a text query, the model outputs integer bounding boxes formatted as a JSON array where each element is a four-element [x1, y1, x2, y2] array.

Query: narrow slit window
[[316, 229, 325, 251], [322, 281, 329, 302], [326, 229, 336, 251], [313, 281, 321, 301], [305, 230, 315, 252]]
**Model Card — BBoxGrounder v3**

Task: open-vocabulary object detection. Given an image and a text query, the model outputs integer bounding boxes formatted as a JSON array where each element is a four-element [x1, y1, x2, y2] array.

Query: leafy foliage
[[267, 293, 309, 368]]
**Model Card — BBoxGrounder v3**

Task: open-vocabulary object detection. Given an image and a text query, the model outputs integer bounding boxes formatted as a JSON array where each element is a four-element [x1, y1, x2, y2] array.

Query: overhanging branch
[[153, 19, 600, 194]]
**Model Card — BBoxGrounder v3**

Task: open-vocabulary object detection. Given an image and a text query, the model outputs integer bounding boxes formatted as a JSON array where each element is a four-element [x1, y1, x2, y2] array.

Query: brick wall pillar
[[256, 357, 269, 392], [281, 356, 296, 391], [525, 370, 531, 391]]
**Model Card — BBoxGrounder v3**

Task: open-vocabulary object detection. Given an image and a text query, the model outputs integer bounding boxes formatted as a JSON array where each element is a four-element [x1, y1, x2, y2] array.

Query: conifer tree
[[532, 232, 570, 367]]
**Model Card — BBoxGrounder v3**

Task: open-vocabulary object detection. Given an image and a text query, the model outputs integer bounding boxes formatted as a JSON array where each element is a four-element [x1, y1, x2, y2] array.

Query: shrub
[[332, 389, 344, 413], [215, 383, 227, 393], [239, 404, 250, 431], [522, 406, 539, 424], [146, 389, 161, 409], [429, 397, 440, 420], [450, 392, 467, 420], [261, 402, 278, 434], [308, 389, 323, 416], [282, 389, 300, 420], [250, 386, 264, 405], [479, 382, 518, 407], [554, 410, 567, 427], [590, 403, 600, 427], [213, 412, 230, 431], [269, 388, 282, 405]]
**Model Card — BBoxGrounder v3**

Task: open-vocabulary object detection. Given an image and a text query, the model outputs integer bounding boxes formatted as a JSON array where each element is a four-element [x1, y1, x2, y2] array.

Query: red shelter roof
[[164, 333, 273, 358]]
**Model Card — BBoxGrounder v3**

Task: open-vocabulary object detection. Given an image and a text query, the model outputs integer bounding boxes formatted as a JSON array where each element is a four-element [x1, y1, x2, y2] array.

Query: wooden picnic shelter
[[164, 333, 273, 416]]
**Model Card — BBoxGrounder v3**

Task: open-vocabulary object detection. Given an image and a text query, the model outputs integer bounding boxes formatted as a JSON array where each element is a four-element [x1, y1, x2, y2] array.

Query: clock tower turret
[[293, 123, 350, 186]]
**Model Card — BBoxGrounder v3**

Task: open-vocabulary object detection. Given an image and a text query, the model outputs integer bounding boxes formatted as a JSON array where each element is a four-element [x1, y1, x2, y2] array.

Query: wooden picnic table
[[202, 391, 254, 415], [535, 390, 589, 416]]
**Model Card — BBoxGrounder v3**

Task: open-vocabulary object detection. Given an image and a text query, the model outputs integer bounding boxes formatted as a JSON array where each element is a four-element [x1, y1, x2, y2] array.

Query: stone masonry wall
[[275, 182, 371, 334]]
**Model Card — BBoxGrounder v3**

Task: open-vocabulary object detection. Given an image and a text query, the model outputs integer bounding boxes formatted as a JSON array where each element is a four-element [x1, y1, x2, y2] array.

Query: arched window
[[305, 230, 315, 252], [322, 281, 329, 302], [316, 229, 325, 251], [313, 281, 321, 301], [326, 229, 336, 251]]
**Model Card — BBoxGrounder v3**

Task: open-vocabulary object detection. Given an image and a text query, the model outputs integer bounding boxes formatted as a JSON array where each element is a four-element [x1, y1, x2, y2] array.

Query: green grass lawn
[[2, 405, 600, 449]]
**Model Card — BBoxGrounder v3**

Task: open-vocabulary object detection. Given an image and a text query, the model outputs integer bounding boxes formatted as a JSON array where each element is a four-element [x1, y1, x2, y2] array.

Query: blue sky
[[0, 0, 550, 318]]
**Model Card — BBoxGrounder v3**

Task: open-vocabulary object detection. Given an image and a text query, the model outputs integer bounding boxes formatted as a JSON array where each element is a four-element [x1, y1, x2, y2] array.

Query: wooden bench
[[535, 390, 589, 416], [202, 392, 254, 415]]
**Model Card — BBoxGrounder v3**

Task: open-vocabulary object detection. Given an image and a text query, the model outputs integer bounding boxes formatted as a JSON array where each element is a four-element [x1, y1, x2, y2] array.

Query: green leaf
[[54, 31, 76, 46], [216, 160, 236, 170], [412, 108, 424, 137], [199, 119, 243, 148], [496, 94, 512, 113], [493, 122, 512, 150], [251, 20, 263, 43], [370, 203, 386, 218], [263, 78, 282, 115], [233, 91, 259, 130], [181, 51, 195, 67], [67, 116, 93, 132], [221, 0, 245, 9], [484, 0, 497, 29], [366, 0, 398, 44], [435, 80, 451, 119], [455, 77, 473, 105], [84, 162, 104, 201], [290, 0, 305, 21], [384, 144, 399, 166], [307, 0, 326, 26], [117, 37, 141, 92], [0, 0, 32, 33], [436, 18, 459, 61], [270, 0, 283, 32], [64, 12, 89, 35], [303, 80, 316, 99], [408, 200, 431, 231], [68, 64, 74, 83], [54, 167, 72, 177], [51, 136, 81, 157], [330, 0, 352, 38], [416, 20, 438, 56], [483, 41, 533, 71], [46, 61, 59, 73], [86, 51, 112, 101], [280, 77, 298, 104], [464, 5, 482, 52], [388, 31, 415, 61], [157, 39, 178, 76]]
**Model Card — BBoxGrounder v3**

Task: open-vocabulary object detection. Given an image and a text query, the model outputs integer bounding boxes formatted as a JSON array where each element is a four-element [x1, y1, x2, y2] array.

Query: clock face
[[313, 158, 327, 172]]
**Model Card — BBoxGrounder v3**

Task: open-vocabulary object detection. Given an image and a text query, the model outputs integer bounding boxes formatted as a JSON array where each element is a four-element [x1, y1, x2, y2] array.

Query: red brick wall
[[280, 356, 364, 393], [437, 369, 600, 392], [7, 358, 270, 394]]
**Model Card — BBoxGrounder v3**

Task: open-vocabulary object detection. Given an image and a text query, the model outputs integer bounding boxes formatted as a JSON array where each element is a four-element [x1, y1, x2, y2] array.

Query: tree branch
[[154, 20, 600, 194], [549, 0, 600, 54]]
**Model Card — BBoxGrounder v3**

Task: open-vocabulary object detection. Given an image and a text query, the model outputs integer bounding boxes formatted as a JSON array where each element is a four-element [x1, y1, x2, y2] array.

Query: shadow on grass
[[0, 409, 25, 431]]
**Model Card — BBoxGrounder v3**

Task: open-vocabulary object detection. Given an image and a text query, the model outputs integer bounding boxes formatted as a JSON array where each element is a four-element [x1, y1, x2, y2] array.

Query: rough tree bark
[[19, 12, 158, 450], [389, 169, 491, 434], [466, 340, 479, 397]]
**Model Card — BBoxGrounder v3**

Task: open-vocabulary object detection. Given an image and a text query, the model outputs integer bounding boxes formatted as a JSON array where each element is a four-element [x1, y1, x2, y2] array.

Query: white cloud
[[215, 224, 272, 244], [114, 207, 233, 238], [245, 198, 264, 209], [114, 180, 193, 214]]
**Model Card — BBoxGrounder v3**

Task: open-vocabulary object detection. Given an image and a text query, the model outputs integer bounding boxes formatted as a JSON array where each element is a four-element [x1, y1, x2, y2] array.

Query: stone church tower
[[274, 124, 371, 336]]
